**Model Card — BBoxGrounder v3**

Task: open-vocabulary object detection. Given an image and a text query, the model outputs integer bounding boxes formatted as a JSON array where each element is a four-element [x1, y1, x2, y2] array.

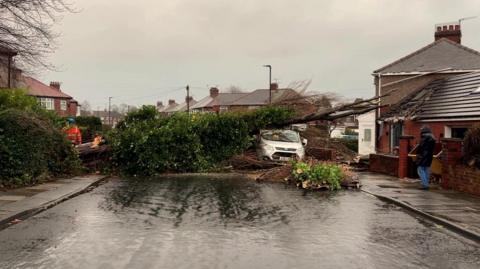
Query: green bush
[[0, 109, 81, 187], [110, 106, 294, 175], [292, 161, 343, 190], [0, 89, 39, 111]]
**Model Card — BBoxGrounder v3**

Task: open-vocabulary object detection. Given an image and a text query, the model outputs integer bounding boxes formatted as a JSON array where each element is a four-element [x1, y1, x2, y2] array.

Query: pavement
[[0, 174, 108, 230], [360, 172, 480, 242]]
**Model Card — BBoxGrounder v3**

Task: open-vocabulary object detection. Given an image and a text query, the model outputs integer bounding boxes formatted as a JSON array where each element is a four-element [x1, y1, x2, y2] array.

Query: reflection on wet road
[[1, 176, 479, 269]]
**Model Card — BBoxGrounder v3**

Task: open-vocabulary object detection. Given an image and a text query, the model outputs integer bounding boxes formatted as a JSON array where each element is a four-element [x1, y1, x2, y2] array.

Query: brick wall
[[440, 138, 480, 196], [369, 153, 399, 177], [446, 165, 480, 196]]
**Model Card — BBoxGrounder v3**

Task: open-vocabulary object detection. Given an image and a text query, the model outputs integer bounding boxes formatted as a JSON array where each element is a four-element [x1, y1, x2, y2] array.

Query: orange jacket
[[65, 126, 82, 145]]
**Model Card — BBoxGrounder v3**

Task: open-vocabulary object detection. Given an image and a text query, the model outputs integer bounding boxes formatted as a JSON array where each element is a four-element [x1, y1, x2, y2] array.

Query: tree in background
[[0, 0, 73, 69], [80, 100, 92, 115]]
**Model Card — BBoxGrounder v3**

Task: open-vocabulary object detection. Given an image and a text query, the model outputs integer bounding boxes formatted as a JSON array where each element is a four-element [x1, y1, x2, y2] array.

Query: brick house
[[362, 22, 480, 155], [20, 76, 80, 117], [189, 83, 311, 114], [162, 96, 197, 115], [190, 87, 248, 113]]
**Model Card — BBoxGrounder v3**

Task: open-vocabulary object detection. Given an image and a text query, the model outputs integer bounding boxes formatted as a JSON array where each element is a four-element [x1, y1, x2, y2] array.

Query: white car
[[257, 129, 307, 161]]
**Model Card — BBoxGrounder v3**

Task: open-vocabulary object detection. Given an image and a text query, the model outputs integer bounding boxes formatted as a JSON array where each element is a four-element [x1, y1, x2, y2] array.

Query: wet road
[[0, 176, 479, 269]]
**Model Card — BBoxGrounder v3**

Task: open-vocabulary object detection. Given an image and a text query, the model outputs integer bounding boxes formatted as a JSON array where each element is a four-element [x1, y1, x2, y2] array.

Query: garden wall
[[369, 153, 399, 177]]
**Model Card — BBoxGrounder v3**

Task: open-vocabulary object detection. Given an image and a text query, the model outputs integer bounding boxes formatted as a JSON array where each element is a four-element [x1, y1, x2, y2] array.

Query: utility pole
[[263, 65, 272, 104], [186, 85, 190, 114], [108, 97, 112, 126]]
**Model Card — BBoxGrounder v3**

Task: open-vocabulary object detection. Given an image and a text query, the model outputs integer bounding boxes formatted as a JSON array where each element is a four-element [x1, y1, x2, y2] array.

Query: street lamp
[[108, 96, 112, 126], [263, 65, 272, 104]]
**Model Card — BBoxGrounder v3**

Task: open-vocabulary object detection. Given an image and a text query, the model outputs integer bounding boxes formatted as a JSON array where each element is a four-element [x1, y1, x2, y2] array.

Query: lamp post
[[108, 96, 112, 126], [186, 85, 190, 114], [263, 65, 272, 104]]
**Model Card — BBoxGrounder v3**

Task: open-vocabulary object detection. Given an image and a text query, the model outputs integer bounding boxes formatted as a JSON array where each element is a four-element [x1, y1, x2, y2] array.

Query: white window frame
[[219, 106, 229, 112], [38, 97, 54, 110], [60, 100, 67, 111]]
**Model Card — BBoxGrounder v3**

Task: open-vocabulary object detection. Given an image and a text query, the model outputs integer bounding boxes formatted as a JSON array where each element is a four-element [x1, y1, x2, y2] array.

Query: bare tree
[[286, 79, 312, 94], [80, 100, 91, 113], [0, 0, 74, 69], [224, 85, 245, 93]]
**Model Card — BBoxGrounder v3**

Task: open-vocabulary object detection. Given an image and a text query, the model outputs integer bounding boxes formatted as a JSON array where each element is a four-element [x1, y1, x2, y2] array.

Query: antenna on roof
[[459, 16, 477, 26]]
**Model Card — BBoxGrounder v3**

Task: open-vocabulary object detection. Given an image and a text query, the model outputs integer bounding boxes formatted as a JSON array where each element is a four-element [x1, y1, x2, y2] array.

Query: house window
[[451, 127, 468, 139], [445, 126, 469, 139], [364, 129, 371, 142], [38, 97, 54, 110], [219, 106, 228, 112], [60, 100, 67, 111]]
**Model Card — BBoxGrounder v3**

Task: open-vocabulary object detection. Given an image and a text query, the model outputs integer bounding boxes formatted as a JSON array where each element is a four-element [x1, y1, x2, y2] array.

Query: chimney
[[185, 96, 194, 103], [50, 81, 61, 91], [168, 99, 176, 106], [270, 82, 279, 91], [434, 22, 461, 44], [210, 87, 219, 98], [156, 101, 164, 108]]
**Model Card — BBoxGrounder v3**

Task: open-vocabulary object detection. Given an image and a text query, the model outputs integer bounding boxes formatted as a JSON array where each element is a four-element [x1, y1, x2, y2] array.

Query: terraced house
[[360, 22, 480, 156]]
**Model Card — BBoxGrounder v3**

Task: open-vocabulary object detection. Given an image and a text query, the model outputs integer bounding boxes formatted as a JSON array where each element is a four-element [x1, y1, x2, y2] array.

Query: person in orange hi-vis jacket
[[64, 118, 82, 145]]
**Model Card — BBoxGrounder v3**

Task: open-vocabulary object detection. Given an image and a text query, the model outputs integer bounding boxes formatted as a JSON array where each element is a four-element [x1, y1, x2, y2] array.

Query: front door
[[390, 123, 403, 153]]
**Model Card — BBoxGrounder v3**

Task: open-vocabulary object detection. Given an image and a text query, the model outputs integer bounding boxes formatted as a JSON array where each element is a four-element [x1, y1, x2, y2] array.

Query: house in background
[[360, 22, 480, 154], [190, 87, 248, 113], [19, 76, 80, 117], [163, 96, 197, 115], [89, 110, 124, 126], [228, 83, 302, 112], [158, 99, 179, 114], [1, 47, 80, 117]]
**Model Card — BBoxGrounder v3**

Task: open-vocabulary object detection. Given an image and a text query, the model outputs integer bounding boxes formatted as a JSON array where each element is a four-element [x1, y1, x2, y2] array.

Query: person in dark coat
[[416, 126, 436, 190]]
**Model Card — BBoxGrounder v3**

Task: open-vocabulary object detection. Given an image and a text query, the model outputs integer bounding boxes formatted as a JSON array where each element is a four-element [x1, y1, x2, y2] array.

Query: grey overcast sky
[[39, 0, 480, 109]]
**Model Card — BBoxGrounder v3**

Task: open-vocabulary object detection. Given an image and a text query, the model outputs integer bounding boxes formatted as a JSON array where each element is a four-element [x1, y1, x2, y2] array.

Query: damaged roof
[[382, 72, 480, 121], [374, 38, 480, 74]]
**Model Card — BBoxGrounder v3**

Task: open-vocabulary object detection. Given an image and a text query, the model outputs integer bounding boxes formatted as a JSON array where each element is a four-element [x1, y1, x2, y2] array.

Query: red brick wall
[[52, 98, 77, 117], [440, 138, 480, 196], [447, 166, 480, 196], [369, 153, 399, 177]]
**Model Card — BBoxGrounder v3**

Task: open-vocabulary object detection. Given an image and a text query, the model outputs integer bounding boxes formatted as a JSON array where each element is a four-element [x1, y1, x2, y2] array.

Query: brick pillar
[[399, 135, 414, 178], [441, 138, 463, 189]]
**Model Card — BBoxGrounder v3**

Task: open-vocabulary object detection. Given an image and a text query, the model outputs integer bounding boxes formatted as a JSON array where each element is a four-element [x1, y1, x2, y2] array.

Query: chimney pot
[[168, 99, 176, 105], [270, 82, 279, 91], [434, 22, 461, 44], [50, 81, 61, 91], [156, 101, 163, 108], [210, 87, 219, 98]]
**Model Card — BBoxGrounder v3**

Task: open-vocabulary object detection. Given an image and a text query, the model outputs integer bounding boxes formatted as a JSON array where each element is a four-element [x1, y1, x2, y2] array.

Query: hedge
[[0, 109, 81, 187], [110, 105, 294, 176]]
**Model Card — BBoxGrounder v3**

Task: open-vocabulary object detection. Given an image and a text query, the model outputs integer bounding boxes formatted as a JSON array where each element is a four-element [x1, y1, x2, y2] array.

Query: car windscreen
[[261, 130, 300, 143]]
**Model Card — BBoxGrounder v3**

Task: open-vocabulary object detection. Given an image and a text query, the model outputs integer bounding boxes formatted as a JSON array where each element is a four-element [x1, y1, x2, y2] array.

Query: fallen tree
[[277, 94, 384, 127]]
